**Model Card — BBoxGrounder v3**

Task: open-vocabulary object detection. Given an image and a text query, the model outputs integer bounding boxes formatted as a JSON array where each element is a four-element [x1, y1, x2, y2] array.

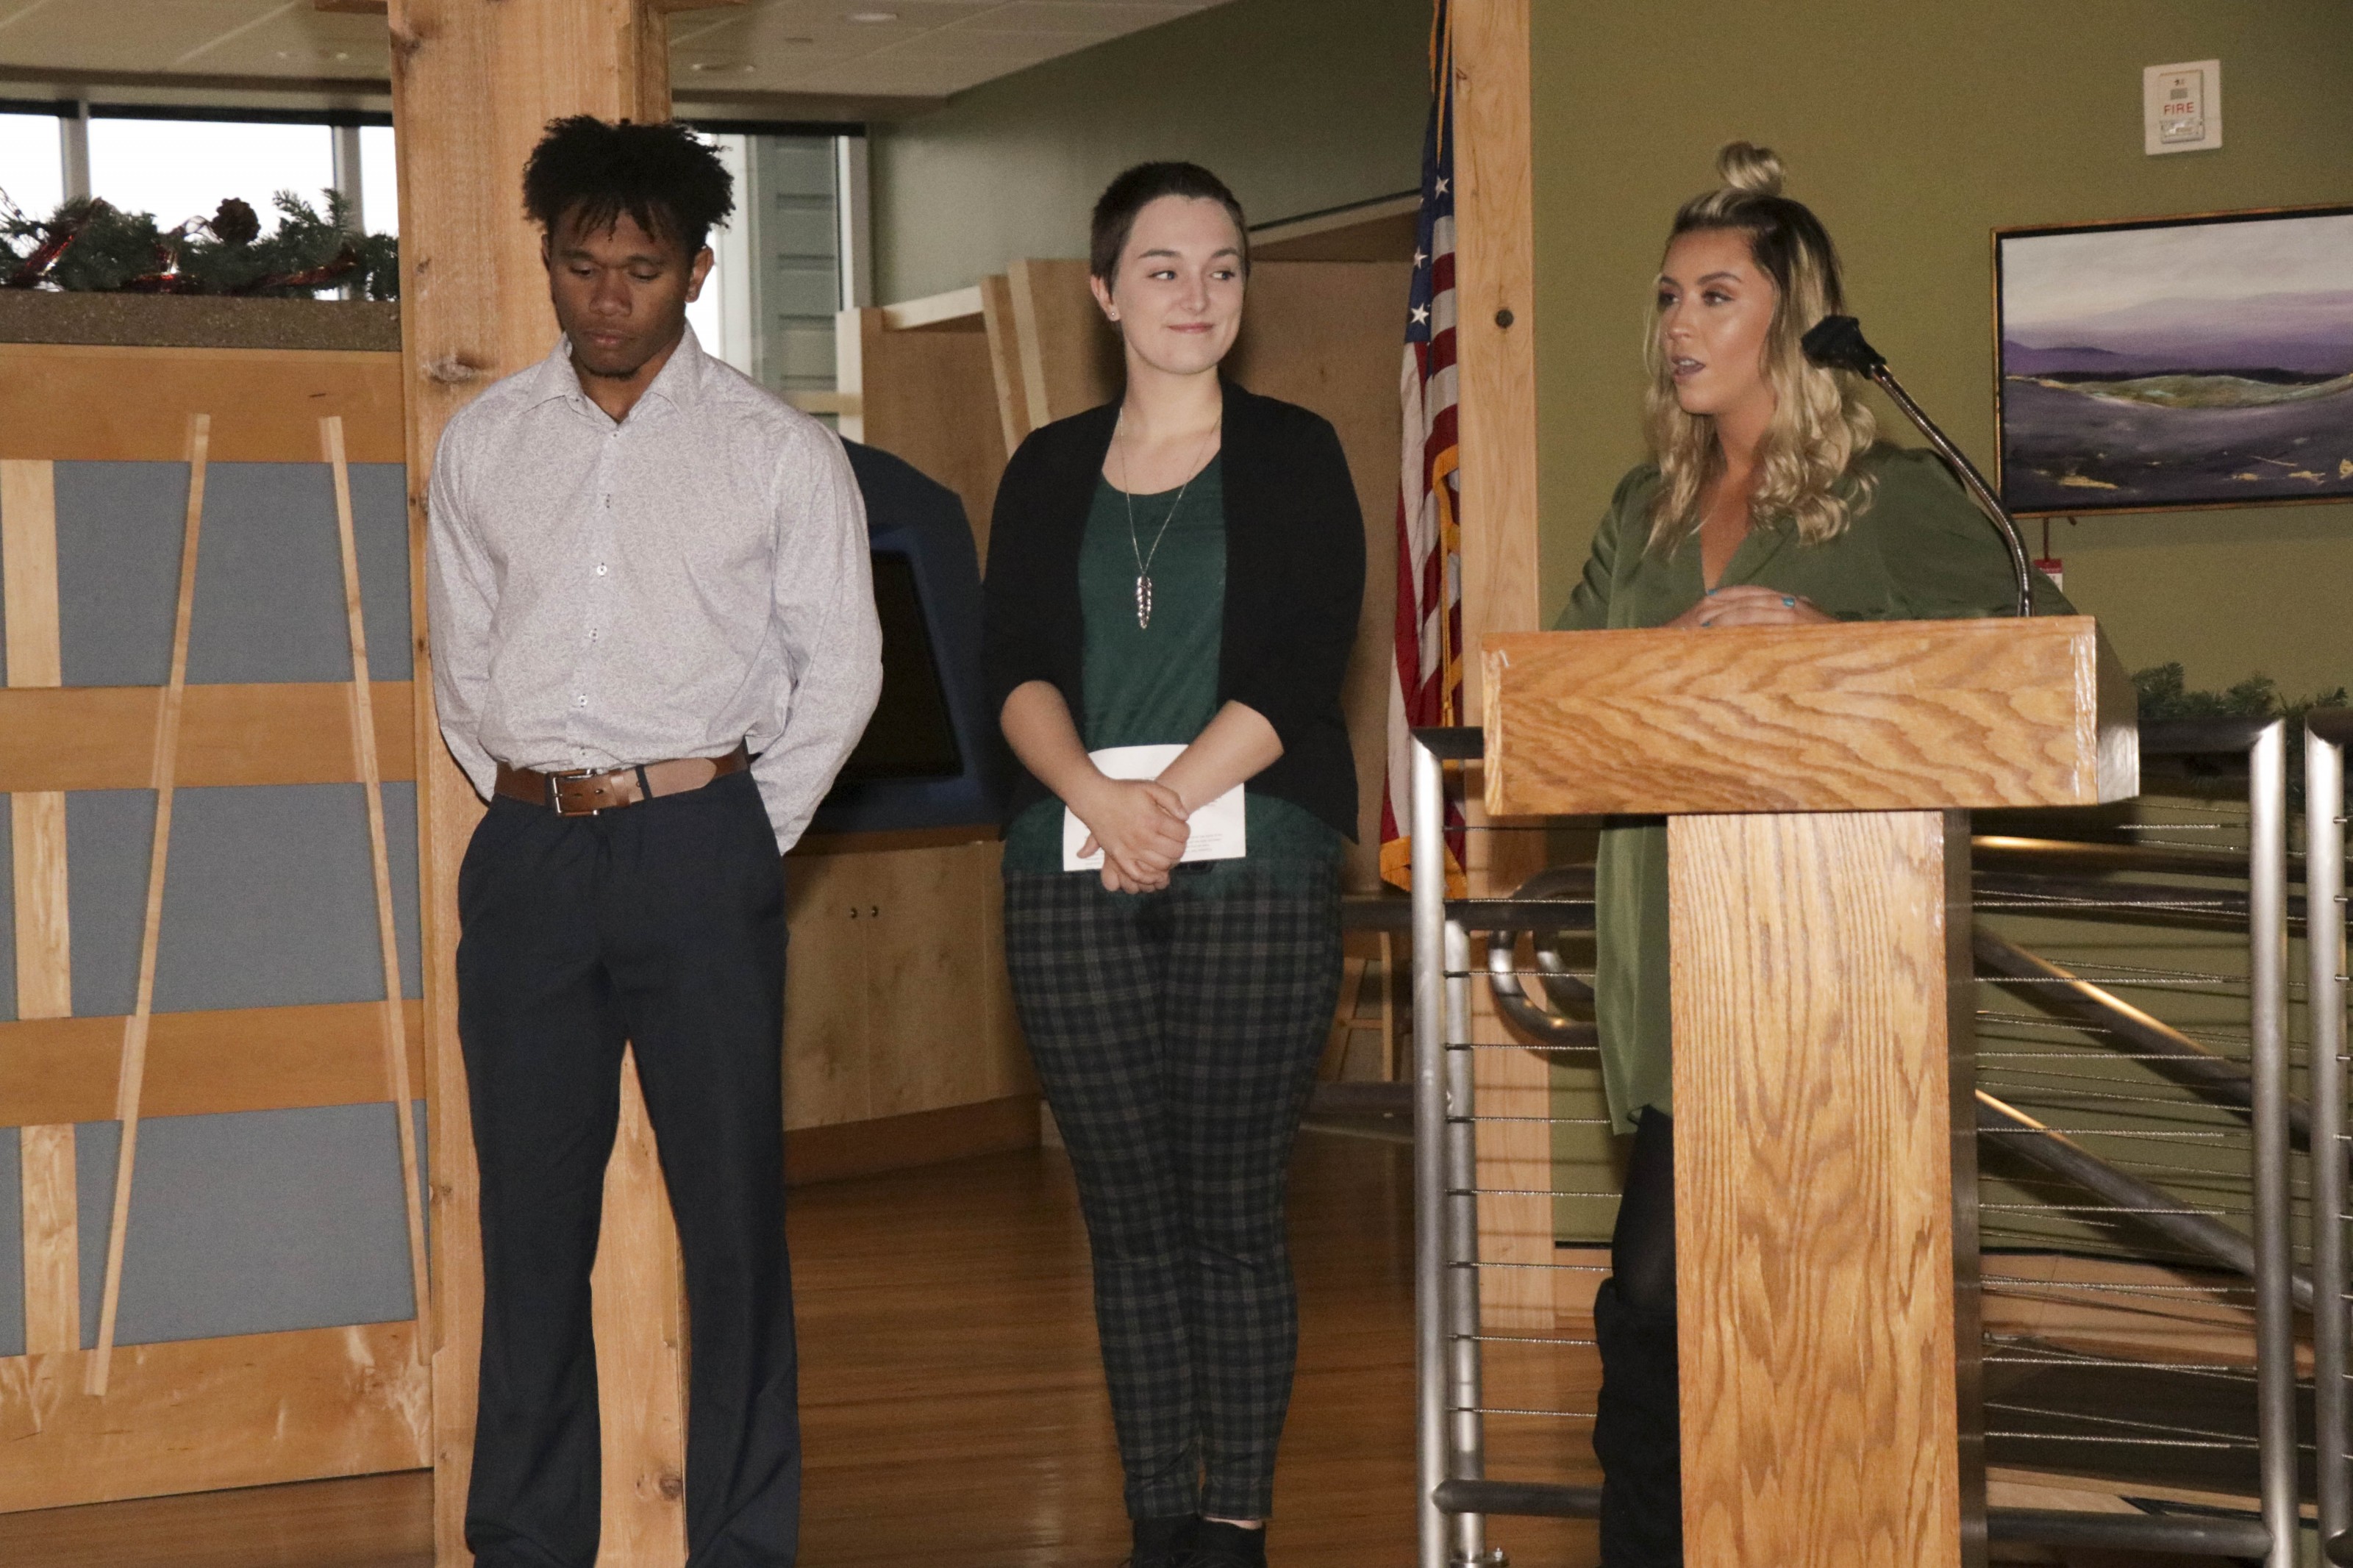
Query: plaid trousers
[[1003, 861, 1343, 1522]]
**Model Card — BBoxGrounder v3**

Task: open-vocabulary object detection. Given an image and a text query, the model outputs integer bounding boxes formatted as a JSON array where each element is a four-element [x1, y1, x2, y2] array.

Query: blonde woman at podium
[[981, 162, 1365, 1568], [1554, 142, 2069, 1567]]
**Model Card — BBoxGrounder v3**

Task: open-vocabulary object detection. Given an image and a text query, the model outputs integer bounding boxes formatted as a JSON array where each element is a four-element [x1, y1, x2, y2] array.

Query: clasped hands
[[1665, 584, 1835, 629], [1072, 775, 1192, 894]]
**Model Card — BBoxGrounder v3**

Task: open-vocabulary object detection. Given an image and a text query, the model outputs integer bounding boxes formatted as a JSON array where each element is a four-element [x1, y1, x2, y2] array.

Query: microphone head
[[1802, 315, 1885, 374]]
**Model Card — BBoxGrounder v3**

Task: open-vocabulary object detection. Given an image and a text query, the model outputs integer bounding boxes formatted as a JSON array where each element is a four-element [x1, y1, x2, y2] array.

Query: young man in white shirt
[[426, 116, 882, 1568]]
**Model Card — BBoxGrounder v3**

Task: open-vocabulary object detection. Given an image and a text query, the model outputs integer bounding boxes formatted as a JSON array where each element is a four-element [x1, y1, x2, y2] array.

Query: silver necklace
[[1117, 412, 1220, 630]]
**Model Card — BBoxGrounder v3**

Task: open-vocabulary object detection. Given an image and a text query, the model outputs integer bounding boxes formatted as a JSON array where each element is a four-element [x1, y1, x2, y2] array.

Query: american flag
[[1379, 0, 1463, 892]]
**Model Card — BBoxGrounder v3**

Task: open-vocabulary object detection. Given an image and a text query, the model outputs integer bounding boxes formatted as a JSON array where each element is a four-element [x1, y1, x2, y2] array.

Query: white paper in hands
[[1063, 743, 1246, 873]]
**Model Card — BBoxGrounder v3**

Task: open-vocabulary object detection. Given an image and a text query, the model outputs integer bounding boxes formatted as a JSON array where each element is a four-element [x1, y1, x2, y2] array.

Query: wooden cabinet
[[782, 837, 1032, 1131]]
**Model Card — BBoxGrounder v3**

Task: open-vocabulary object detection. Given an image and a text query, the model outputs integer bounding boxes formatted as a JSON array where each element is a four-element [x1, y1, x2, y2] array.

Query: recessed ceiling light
[[846, 10, 899, 21]]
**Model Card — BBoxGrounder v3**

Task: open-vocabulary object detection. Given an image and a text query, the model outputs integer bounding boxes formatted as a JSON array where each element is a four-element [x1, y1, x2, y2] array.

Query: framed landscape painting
[[1994, 204, 2353, 515]]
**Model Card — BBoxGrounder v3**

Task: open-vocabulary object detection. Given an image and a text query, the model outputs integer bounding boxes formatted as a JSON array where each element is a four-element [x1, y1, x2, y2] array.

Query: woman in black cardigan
[[981, 162, 1364, 1568]]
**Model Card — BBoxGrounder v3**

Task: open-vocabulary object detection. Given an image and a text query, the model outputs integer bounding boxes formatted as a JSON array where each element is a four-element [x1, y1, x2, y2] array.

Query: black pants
[[456, 770, 799, 1568], [1002, 863, 1343, 1522], [1594, 1106, 1680, 1567]]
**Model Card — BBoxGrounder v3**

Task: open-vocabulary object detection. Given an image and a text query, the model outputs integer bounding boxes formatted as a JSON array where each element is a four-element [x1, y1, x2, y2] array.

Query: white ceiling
[[0, 0, 1235, 110]]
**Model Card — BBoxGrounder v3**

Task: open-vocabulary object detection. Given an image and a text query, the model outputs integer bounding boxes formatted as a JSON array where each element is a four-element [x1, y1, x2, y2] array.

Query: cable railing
[[1407, 715, 2319, 1567]]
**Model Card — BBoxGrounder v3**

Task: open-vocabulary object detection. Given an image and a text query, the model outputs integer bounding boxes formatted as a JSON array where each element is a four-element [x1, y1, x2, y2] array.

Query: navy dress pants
[[455, 770, 799, 1568]]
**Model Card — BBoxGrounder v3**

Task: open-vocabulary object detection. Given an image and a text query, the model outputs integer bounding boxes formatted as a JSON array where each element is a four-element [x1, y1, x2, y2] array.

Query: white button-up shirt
[[426, 326, 882, 852]]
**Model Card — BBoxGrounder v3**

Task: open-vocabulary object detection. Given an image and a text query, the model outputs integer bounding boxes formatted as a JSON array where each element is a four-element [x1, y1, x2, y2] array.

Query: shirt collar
[[528, 322, 711, 423]]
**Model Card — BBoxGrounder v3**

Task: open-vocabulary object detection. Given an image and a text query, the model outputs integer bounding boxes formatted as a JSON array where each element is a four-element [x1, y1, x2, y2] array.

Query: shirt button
[[576, 695, 588, 708], [595, 563, 608, 576]]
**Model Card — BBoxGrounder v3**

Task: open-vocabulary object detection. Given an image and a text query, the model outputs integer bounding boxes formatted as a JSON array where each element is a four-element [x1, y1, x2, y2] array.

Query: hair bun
[[1715, 141, 1785, 197]]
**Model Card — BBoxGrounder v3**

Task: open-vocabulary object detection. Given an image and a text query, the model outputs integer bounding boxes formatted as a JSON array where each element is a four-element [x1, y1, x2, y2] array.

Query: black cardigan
[[980, 380, 1366, 841]]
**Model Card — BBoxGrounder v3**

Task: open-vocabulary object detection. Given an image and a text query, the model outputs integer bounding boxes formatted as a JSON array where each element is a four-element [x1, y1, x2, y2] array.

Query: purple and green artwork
[[1995, 207, 2353, 515]]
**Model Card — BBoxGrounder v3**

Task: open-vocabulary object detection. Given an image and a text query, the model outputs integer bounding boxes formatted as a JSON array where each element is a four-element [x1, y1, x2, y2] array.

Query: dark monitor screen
[[833, 551, 964, 784]]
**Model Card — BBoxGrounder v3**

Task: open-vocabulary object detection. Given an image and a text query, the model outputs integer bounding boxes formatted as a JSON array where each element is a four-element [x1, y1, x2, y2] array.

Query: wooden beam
[[0, 344, 402, 464], [1451, 0, 1539, 715], [0, 682, 418, 792], [89, 414, 210, 1398], [879, 285, 984, 332], [325, 415, 432, 1360], [17, 1129, 77, 1357], [0, 1322, 431, 1515], [1450, 0, 1552, 1331], [0, 1001, 429, 1127], [3, 457, 79, 1359], [590, 1054, 688, 1561], [387, 4, 693, 1560]]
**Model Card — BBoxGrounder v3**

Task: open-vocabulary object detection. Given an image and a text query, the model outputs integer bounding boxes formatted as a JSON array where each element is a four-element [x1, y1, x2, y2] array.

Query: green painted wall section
[[1531, 0, 2353, 701], [868, 0, 1431, 304]]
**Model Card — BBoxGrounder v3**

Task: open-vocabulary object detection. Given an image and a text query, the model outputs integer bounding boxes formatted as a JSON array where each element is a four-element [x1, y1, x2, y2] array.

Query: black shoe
[[1182, 1519, 1268, 1568], [1123, 1514, 1199, 1568]]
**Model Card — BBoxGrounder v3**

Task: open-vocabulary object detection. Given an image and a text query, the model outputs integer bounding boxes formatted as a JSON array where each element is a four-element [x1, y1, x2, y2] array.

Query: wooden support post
[[1451, 0, 1550, 1330], [1669, 809, 1982, 1566], [381, 3, 740, 1561], [3, 457, 80, 1357], [322, 415, 435, 1358], [88, 413, 210, 1397], [978, 273, 1027, 457]]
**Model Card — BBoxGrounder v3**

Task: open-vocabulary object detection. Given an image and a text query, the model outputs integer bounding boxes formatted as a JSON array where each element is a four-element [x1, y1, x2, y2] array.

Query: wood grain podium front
[[1481, 617, 2137, 1567]]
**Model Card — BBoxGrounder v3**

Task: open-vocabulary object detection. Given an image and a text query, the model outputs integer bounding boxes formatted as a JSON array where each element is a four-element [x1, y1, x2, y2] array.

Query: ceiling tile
[[0, 0, 1240, 108]]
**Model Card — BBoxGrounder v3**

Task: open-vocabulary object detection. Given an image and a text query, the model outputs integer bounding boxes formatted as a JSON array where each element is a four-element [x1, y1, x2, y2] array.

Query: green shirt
[[1003, 461, 1341, 880], [1553, 444, 2074, 1131]]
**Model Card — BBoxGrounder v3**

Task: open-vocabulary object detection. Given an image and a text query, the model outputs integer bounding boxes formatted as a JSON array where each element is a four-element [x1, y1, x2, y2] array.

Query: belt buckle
[[548, 765, 615, 817]]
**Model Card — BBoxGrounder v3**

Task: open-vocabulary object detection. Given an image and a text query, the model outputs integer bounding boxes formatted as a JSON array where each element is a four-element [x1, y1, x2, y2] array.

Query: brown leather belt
[[494, 742, 750, 817]]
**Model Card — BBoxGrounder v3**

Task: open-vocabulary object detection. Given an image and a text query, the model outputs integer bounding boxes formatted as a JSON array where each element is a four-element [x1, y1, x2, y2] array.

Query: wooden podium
[[1480, 617, 2137, 1567]]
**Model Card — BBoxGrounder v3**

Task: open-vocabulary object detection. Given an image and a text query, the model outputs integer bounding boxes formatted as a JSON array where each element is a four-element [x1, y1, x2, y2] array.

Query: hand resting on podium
[[1664, 584, 1835, 629]]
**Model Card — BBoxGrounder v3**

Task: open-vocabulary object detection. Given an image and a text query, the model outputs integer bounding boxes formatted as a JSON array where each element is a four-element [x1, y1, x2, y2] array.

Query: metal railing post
[[1412, 734, 1452, 1568], [2310, 714, 2351, 1558], [2249, 720, 2296, 1568], [1443, 914, 1490, 1566]]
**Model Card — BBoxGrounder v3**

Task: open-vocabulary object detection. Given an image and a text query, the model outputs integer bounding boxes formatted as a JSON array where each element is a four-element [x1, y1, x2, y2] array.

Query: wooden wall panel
[[979, 274, 1029, 459], [865, 844, 995, 1117], [0, 1001, 428, 1128], [1007, 258, 1120, 425], [0, 1322, 431, 1514], [838, 307, 1010, 558], [782, 853, 874, 1130], [0, 682, 418, 792], [0, 345, 404, 465], [1225, 262, 1412, 892]]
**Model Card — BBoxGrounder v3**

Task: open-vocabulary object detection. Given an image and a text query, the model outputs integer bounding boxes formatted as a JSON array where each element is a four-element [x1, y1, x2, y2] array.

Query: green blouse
[[1552, 443, 2073, 1131], [1002, 461, 1342, 881]]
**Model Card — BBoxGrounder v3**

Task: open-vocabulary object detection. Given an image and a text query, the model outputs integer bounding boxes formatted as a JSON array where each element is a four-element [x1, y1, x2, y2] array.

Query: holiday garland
[[1, 189, 399, 299]]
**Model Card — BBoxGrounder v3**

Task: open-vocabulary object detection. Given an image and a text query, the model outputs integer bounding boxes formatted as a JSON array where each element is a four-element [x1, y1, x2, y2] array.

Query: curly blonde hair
[[1643, 142, 1877, 555]]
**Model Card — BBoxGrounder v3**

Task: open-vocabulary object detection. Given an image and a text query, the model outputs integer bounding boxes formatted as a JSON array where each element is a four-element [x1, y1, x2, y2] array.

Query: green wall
[[1531, 0, 2353, 700], [868, 0, 1430, 304]]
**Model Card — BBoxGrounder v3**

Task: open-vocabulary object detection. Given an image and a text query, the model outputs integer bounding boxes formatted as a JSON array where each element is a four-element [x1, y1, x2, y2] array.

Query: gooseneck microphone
[[1802, 315, 2035, 618]]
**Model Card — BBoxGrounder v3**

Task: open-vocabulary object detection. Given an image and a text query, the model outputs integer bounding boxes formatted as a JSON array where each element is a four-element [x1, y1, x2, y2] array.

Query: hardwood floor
[[0, 1132, 1604, 1567]]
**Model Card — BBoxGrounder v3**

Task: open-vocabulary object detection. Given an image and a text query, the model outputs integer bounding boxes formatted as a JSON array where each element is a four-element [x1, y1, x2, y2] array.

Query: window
[[1, 104, 865, 407], [88, 117, 334, 232], [0, 111, 63, 220]]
